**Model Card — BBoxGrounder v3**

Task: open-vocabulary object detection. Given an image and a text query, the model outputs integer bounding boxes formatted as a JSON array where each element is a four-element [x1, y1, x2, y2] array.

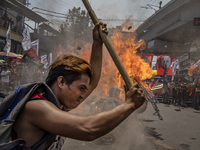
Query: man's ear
[[57, 76, 65, 89]]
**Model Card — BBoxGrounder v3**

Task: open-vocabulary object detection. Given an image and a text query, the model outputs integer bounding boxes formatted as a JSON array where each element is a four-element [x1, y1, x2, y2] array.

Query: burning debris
[[76, 46, 82, 50], [128, 26, 132, 30], [121, 18, 135, 32]]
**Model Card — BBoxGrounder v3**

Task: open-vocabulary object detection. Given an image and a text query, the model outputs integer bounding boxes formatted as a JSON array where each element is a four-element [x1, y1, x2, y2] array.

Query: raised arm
[[85, 23, 107, 97]]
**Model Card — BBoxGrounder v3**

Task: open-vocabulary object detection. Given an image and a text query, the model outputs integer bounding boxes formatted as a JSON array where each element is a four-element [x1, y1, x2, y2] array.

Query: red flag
[[25, 48, 40, 64], [187, 59, 200, 75], [156, 54, 175, 76]]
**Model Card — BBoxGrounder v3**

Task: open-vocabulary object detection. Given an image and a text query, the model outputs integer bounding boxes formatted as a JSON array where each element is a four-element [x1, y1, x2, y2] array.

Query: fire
[[77, 26, 153, 101], [111, 29, 152, 81]]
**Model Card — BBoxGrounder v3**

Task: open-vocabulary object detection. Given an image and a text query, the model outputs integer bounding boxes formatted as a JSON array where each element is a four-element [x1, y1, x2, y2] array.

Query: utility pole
[[141, 1, 163, 12], [26, 0, 31, 7]]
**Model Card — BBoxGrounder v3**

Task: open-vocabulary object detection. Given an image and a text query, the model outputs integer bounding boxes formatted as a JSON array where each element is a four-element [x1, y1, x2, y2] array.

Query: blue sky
[[27, 0, 171, 29]]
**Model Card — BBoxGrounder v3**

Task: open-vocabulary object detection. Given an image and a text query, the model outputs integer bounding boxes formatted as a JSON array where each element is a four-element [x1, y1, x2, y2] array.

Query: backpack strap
[[0, 139, 26, 150], [0, 83, 60, 149]]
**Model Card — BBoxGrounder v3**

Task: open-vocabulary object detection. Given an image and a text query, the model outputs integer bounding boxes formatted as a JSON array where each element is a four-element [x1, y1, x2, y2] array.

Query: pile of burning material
[[151, 83, 164, 95]]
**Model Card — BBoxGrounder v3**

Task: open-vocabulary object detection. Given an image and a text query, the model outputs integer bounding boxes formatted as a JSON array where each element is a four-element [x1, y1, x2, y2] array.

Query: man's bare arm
[[26, 100, 134, 141], [85, 23, 107, 98], [26, 85, 145, 141]]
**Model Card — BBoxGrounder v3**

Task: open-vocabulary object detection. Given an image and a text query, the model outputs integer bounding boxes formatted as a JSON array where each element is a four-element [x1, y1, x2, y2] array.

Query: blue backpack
[[0, 83, 60, 150]]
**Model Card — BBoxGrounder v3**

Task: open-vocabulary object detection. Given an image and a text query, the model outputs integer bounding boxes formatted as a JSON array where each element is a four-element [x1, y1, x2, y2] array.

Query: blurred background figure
[[1, 66, 11, 92]]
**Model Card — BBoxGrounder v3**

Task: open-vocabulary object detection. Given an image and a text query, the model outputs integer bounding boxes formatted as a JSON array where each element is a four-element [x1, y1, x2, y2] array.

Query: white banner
[[170, 59, 179, 81], [31, 39, 39, 55], [4, 23, 11, 53], [41, 54, 48, 69], [22, 27, 31, 51], [170, 59, 179, 70]]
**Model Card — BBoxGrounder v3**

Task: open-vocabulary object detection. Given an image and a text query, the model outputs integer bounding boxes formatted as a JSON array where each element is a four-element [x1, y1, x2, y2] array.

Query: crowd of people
[[149, 78, 200, 111], [0, 63, 48, 93], [171, 82, 200, 110]]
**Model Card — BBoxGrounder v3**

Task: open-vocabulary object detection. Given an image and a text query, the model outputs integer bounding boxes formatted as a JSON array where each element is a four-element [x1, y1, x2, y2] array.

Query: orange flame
[[111, 29, 152, 81], [76, 26, 153, 101]]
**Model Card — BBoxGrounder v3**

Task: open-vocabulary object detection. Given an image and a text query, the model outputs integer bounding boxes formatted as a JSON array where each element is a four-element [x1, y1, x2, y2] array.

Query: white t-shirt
[[1, 70, 10, 83]]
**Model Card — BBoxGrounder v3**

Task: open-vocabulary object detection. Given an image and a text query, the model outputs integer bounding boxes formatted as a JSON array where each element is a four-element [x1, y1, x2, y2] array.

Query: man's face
[[60, 74, 90, 110], [161, 56, 171, 68]]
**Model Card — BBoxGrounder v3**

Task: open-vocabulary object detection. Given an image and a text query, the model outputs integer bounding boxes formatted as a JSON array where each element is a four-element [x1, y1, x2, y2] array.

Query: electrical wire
[[34, 11, 67, 19], [32, 7, 67, 16]]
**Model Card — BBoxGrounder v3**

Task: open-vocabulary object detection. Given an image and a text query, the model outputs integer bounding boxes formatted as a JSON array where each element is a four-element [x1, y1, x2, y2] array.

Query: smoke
[[30, 0, 171, 29], [69, 94, 154, 150], [111, 112, 154, 150]]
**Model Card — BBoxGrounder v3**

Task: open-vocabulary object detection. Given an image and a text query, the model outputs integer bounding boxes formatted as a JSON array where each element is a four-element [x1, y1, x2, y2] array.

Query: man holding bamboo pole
[[0, 21, 146, 149]]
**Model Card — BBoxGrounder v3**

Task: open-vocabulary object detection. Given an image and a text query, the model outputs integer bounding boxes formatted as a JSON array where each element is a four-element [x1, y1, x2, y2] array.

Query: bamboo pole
[[82, 0, 133, 89], [82, 0, 164, 120]]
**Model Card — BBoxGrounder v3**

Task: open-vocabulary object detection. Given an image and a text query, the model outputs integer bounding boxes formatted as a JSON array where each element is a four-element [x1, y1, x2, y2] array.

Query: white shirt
[[1, 70, 10, 83]]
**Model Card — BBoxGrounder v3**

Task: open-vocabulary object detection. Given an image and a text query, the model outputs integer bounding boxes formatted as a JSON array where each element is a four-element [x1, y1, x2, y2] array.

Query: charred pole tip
[[82, 0, 133, 90], [134, 78, 163, 120]]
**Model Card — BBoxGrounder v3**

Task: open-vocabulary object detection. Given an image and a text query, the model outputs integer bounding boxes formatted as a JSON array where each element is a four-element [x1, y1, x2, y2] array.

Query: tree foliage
[[59, 7, 94, 46]]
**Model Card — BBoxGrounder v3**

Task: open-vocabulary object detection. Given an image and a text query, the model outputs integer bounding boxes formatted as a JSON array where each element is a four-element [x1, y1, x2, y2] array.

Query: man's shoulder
[[25, 99, 60, 114]]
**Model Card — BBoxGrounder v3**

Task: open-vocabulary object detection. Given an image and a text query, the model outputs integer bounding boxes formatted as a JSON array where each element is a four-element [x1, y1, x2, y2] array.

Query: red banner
[[187, 59, 200, 75], [156, 54, 175, 76], [26, 48, 40, 64], [53, 43, 63, 59], [137, 53, 154, 67]]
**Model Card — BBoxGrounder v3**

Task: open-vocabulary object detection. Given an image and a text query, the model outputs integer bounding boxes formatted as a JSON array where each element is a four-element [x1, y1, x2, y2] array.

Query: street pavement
[[141, 103, 200, 150], [61, 102, 200, 150]]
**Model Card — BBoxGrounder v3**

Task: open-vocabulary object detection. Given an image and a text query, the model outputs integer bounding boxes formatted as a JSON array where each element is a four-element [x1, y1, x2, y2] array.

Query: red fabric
[[137, 53, 154, 67], [149, 82, 155, 88], [30, 94, 47, 100], [187, 59, 200, 75], [156, 53, 175, 76], [194, 87, 200, 96], [26, 48, 40, 64]]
